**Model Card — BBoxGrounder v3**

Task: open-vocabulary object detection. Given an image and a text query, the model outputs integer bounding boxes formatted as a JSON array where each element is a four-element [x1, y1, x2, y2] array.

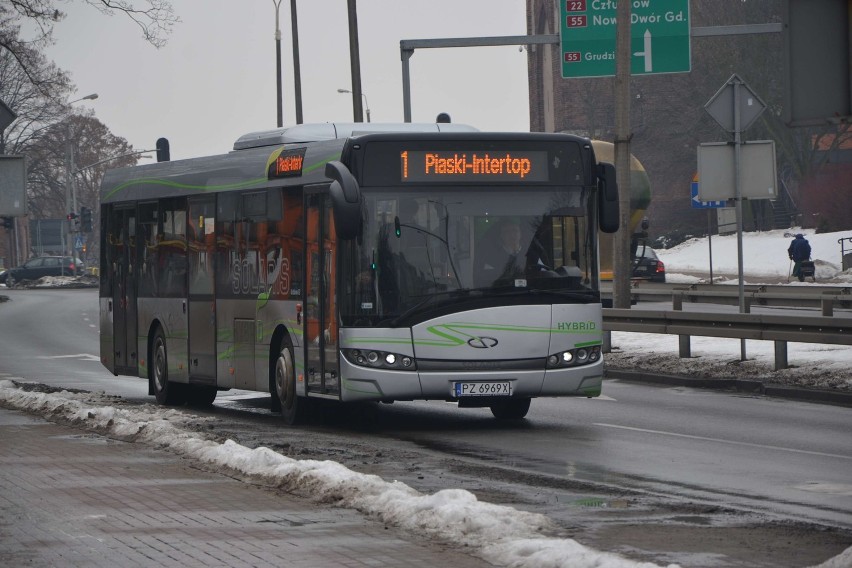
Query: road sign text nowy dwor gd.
[[560, 0, 691, 79]]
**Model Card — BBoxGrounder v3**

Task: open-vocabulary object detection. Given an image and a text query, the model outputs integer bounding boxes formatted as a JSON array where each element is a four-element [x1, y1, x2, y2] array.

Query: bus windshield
[[339, 186, 598, 327]]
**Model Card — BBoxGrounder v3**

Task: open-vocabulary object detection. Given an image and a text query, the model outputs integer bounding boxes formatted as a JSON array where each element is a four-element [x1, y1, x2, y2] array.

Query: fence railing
[[602, 308, 852, 371], [603, 282, 852, 315]]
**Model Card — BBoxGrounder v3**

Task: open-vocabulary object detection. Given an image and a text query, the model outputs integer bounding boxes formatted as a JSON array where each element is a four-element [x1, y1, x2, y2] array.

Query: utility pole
[[64, 128, 74, 269], [290, 0, 303, 124], [346, 0, 364, 122], [612, 0, 632, 309]]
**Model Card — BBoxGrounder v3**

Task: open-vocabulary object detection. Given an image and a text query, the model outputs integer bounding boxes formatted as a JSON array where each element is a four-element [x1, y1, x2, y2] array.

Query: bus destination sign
[[268, 147, 306, 180], [400, 150, 549, 183]]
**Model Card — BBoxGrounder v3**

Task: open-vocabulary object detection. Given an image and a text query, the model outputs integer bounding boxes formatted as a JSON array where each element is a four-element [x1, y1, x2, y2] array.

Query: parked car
[[0, 256, 86, 286], [632, 246, 666, 282]]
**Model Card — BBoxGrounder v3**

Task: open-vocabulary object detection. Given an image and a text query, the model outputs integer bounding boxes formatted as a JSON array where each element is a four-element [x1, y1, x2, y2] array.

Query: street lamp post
[[337, 88, 370, 122], [273, 0, 284, 128], [74, 149, 154, 176], [65, 93, 98, 272]]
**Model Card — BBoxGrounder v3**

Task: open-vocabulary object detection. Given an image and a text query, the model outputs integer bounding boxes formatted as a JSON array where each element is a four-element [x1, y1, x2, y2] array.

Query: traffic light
[[67, 212, 79, 231], [156, 137, 170, 162], [80, 206, 93, 232]]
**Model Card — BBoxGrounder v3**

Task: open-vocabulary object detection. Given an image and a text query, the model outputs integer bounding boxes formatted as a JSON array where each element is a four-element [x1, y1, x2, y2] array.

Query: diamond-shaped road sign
[[705, 73, 766, 133], [0, 98, 16, 132]]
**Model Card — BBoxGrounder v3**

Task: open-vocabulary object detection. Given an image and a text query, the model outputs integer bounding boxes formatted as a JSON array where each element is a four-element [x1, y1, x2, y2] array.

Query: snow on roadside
[[0, 379, 679, 568], [657, 228, 852, 283]]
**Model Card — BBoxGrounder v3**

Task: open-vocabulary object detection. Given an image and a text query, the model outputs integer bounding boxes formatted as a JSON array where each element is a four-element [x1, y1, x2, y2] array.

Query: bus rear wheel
[[186, 385, 217, 407], [274, 342, 307, 425], [490, 398, 531, 420], [152, 328, 186, 406]]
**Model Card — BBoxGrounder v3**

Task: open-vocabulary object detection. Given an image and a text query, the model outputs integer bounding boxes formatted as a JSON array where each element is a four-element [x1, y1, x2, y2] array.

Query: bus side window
[[158, 199, 187, 298], [137, 202, 159, 297], [216, 193, 238, 297]]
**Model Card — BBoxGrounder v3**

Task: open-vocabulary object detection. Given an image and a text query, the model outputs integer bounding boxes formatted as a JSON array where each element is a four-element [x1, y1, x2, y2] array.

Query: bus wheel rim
[[275, 349, 293, 408], [154, 339, 166, 391]]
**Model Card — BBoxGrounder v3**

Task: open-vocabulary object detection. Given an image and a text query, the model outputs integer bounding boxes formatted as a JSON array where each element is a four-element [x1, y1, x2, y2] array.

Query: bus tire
[[490, 398, 531, 420], [186, 385, 217, 407], [151, 327, 186, 406], [274, 341, 307, 425]]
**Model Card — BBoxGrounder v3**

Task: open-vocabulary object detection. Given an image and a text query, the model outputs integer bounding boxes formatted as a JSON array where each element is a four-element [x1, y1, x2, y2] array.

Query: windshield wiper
[[394, 219, 462, 288]]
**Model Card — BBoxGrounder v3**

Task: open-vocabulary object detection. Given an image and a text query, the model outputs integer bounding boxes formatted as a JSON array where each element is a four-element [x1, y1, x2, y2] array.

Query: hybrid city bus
[[99, 123, 619, 423]]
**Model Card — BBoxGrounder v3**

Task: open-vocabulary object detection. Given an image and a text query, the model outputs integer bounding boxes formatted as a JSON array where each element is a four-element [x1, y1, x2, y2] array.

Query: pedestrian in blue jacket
[[787, 234, 811, 279]]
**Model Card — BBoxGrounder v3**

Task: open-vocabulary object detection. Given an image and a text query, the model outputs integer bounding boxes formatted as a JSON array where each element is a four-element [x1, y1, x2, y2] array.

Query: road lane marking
[[36, 354, 101, 362], [594, 423, 852, 461], [794, 483, 852, 496]]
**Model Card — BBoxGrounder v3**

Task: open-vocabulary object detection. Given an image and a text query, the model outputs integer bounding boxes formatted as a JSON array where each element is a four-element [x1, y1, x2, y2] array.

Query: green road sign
[[560, 0, 690, 79]]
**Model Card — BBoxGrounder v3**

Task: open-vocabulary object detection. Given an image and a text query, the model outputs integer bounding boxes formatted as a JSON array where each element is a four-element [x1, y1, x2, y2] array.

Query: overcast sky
[[46, 0, 530, 161]]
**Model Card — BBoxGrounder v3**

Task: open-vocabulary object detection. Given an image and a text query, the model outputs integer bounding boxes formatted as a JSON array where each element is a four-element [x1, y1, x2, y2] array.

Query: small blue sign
[[74, 235, 84, 250], [691, 181, 726, 209]]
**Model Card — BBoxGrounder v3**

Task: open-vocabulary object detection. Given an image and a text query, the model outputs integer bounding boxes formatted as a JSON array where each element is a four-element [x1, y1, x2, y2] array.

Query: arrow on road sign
[[691, 180, 726, 209], [633, 30, 653, 73]]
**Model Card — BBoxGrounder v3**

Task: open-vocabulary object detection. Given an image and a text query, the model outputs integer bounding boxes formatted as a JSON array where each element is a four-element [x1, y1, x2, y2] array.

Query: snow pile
[[607, 332, 852, 392], [658, 228, 852, 283], [0, 379, 678, 568]]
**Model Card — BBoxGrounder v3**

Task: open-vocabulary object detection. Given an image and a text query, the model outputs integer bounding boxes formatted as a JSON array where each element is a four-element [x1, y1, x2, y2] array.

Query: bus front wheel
[[490, 398, 531, 420], [274, 342, 307, 425], [152, 328, 186, 406]]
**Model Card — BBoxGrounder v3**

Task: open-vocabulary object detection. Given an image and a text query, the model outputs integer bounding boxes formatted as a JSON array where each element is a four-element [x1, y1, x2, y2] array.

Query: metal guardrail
[[602, 282, 852, 314], [602, 308, 852, 371]]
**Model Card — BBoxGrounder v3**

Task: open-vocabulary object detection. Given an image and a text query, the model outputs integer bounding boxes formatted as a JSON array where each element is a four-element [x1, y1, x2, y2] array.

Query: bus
[[99, 122, 618, 423]]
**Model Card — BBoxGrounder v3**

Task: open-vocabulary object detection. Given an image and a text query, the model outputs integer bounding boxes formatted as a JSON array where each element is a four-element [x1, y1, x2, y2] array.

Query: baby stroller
[[798, 260, 816, 282]]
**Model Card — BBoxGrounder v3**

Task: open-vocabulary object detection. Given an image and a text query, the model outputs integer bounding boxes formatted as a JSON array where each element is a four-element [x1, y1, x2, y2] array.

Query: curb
[[605, 368, 852, 408]]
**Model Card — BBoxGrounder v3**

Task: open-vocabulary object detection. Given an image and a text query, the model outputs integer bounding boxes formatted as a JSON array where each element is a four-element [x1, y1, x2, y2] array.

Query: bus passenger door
[[304, 192, 339, 397], [187, 196, 216, 380], [111, 206, 138, 374]]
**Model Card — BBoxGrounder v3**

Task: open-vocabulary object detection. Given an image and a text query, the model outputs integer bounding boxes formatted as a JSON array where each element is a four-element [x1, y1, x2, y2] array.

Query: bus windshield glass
[[339, 186, 598, 327]]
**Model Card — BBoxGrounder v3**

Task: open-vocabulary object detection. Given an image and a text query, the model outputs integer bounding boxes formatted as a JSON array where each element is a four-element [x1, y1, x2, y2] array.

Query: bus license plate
[[454, 381, 513, 397]]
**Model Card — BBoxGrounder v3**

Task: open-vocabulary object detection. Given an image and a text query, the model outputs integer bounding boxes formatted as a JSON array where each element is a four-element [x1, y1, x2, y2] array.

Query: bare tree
[[1, 0, 178, 93], [0, 48, 72, 154], [25, 113, 137, 222]]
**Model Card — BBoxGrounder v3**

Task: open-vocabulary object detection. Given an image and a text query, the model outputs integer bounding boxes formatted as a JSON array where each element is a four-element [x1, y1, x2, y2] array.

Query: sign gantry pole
[[733, 77, 747, 360]]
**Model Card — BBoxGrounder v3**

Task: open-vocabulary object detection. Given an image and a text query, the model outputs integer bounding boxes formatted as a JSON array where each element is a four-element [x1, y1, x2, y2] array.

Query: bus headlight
[[546, 346, 601, 369], [342, 349, 417, 371]]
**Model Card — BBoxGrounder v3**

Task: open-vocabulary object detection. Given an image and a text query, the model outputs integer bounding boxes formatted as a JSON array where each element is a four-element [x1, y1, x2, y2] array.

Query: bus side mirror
[[325, 161, 362, 240], [597, 162, 619, 234]]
